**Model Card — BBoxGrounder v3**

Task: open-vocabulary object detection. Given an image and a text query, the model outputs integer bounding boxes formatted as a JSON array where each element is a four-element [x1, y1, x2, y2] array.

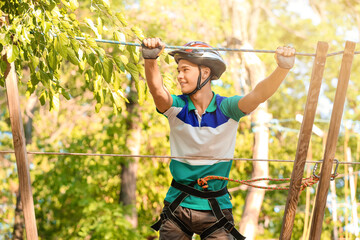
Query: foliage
[[0, 0, 147, 113]]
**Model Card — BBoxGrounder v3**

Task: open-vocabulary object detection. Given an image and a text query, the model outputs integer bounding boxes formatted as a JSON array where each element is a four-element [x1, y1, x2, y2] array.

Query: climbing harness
[[151, 179, 246, 240]]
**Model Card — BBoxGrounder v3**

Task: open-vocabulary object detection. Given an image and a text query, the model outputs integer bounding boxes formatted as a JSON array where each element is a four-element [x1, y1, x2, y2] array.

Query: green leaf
[[125, 62, 139, 82], [55, 33, 69, 58], [69, 0, 79, 11], [165, 54, 171, 64], [39, 91, 47, 105], [67, 47, 79, 65], [95, 48, 106, 61], [85, 37, 98, 49], [29, 56, 39, 72], [61, 90, 71, 100], [87, 53, 97, 67], [113, 55, 126, 72], [100, 0, 110, 8], [26, 80, 36, 95], [93, 75, 102, 92], [47, 50, 58, 70], [120, 55, 128, 65], [59, 33, 70, 46], [111, 90, 123, 110], [70, 39, 80, 53], [131, 26, 144, 41], [127, 45, 139, 63], [116, 89, 128, 103], [0, 60, 7, 76], [102, 58, 113, 83], [95, 103, 102, 113], [136, 80, 146, 105], [42, 21, 52, 34], [115, 12, 128, 27], [50, 93, 60, 111], [85, 18, 100, 38], [97, 17, 103, 36], [113, 71, 121, 91], [95, 62, 103, 75], [136, 63, 145, 79], [84, 70, 92, 83], [113, 31, 126, 51], [7, 45, 19, 63]]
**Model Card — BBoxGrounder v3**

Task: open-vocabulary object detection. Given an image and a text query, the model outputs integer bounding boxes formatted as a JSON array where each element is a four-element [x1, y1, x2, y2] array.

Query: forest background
[[0, 0, 360, 239]]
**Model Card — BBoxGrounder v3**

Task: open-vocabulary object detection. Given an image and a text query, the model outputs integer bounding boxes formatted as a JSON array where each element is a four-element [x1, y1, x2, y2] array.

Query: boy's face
[[177, 59, 210, 94]]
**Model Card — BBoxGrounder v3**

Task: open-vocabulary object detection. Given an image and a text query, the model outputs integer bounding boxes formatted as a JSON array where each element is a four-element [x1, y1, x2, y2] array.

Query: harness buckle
[[224, 222, 235, 233]]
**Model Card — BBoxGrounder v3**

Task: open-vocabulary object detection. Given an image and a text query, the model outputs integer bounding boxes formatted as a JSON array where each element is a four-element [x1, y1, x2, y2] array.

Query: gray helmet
[[169, 41, 226, 80]]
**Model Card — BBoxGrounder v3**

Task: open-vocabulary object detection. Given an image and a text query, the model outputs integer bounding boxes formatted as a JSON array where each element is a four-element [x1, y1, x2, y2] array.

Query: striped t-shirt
[[161, 92, 246, 210]]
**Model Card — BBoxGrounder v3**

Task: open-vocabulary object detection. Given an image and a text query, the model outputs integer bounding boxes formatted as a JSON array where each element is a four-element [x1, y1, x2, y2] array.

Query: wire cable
[[1, 150, 360, 165], [74, 37, 360, 57]]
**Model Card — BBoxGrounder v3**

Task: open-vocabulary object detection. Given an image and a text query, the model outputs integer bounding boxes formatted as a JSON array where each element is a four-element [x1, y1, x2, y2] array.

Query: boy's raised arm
[[142, 38, 173, 113], [238, 46, 296, 114]]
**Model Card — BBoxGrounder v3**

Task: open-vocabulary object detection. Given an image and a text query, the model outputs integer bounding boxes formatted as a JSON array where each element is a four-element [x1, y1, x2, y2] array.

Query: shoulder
[[159, 94, 188, 118], [171, 94, 187, 108], [218, 95, 246, 121]]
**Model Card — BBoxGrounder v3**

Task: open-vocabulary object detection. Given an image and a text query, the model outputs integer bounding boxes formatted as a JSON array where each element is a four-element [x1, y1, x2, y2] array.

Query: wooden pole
[[344, 154, 349, 240], [344, 127, 350, 239], [302, 142, 312, 239], [309, 41, 356, 240], [4, 49, 39, 239], [330, 175, 338, 239], [355, 135, 359, 191], [280, 41, 328, 240], [346, 147, 359, 236]]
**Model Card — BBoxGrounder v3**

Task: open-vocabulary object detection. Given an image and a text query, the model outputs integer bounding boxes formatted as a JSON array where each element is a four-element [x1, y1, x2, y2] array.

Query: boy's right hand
[[141, 38, 165, 59]]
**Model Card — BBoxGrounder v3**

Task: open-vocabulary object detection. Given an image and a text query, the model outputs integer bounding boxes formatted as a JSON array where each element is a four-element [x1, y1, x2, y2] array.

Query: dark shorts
[[159, 201, 235, 240]]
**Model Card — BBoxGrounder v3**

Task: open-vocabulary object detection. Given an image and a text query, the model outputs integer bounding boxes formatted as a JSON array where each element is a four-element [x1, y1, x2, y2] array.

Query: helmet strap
[[187, 66, 212, 96]]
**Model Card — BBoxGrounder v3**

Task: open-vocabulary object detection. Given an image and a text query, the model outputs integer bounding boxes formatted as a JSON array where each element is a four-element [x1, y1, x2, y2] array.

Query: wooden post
[[330, 176, 338, 239], [344, 156, 349, 240], [309, 41, 356, 240], [302, 142, 312, 239], [346, 147, 359, 236], [280, 41, 328, 240], [4, 51, 39, 238]]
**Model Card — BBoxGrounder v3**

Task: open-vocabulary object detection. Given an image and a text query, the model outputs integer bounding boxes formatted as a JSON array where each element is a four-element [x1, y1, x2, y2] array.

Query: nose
[[177, 71, 184, 80]]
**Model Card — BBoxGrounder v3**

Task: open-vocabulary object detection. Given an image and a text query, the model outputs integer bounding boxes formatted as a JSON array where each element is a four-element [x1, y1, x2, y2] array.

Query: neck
[[189, 86, 213, 116]]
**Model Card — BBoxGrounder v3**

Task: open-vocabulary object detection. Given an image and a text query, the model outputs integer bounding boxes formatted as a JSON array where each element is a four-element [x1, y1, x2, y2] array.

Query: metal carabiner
[[312, 159, 339, 181], [331, 159, 339, 180]]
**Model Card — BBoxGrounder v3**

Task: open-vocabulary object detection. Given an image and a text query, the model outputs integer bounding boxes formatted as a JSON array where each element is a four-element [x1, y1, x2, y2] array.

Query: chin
[[181, 89, 191, 94]]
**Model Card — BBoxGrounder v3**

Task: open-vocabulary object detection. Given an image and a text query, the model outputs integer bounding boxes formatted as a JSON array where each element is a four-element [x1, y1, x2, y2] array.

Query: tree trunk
[[220, 1, 269, 239], [239, 50, 269, 240], [119, 80, 141, 228], [12, 94, 37, 240]]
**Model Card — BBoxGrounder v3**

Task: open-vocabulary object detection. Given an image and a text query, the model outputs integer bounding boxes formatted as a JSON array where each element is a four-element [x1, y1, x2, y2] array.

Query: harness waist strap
[[171, 179, 228, 199]]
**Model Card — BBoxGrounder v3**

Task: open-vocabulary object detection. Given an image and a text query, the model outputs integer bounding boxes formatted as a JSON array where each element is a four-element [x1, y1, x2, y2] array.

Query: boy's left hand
[[275, 46, 296, 69]]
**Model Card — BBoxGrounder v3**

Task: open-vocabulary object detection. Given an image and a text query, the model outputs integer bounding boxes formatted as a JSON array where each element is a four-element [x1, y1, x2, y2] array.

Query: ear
[[201, 66, 211, 79]]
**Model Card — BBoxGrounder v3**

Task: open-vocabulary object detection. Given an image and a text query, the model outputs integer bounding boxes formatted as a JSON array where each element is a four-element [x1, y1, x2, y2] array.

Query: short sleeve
[[220, 95, 246, 122], [157, 95, 186, 118]]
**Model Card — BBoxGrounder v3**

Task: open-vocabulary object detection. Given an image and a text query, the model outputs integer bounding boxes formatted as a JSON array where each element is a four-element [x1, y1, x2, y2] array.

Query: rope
[[197, 174, 337, 192], [74, 37, 360, 57], [1, 150, 360, 165]]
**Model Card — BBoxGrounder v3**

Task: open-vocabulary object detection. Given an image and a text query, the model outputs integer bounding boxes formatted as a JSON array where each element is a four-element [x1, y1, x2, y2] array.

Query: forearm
[[145, 59, 164, 93], [254, 67, 289, 102], [144, 59, 172, 112]]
